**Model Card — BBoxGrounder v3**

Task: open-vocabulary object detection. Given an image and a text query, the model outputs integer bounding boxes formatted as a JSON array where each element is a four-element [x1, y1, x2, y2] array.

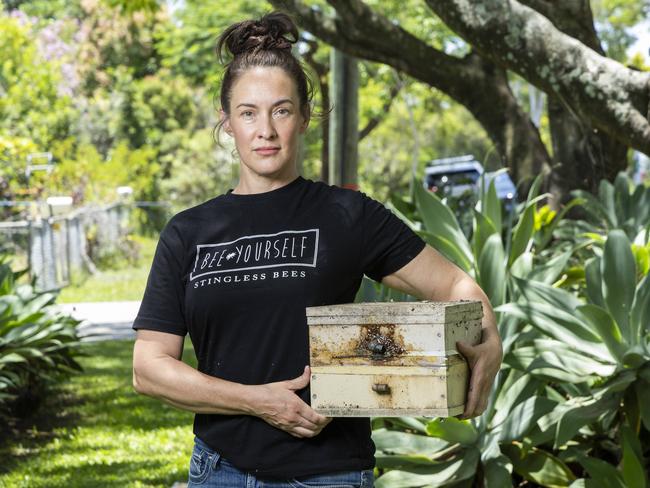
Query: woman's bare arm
[[132, 329, 331, 437]]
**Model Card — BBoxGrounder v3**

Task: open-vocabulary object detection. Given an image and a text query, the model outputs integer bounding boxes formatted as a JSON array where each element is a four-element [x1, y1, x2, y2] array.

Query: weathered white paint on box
[[306, 300, 483, 417]]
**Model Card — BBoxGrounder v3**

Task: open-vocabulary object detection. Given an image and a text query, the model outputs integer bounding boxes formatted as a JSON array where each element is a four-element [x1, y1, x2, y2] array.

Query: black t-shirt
[[132, 175, 426, 478]]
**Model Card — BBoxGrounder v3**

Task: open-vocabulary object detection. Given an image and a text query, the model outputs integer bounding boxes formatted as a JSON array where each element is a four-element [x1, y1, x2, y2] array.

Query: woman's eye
[[241, 111, 254, 118], [274, 108, 290, 117]]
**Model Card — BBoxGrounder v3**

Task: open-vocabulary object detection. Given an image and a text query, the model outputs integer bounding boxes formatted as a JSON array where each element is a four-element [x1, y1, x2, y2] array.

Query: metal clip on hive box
[[306, 300, 483, 417]]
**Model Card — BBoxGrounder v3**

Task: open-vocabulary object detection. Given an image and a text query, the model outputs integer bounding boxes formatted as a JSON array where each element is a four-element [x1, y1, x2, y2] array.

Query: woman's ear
[[219, 109, 233, 136], [299, 112, 310, 134]]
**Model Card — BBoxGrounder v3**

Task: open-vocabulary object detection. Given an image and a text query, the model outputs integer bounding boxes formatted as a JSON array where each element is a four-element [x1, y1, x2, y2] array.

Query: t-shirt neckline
[[224, 175, 305, 203]]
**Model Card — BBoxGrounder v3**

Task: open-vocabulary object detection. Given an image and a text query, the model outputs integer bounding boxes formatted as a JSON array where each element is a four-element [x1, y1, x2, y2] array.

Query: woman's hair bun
[[217, 12, 298, 62]]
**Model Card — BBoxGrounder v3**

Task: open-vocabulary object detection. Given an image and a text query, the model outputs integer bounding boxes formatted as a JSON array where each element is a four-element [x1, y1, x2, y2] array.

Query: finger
[[301, 407, 330, 426], [461, 369, 482, 418], [286, 365, 310, 390], [456, 340, 478, 360], [290, 425, 322, 438]]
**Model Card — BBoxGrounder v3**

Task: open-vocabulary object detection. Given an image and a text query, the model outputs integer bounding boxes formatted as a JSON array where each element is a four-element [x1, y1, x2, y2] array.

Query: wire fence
[[0, 201, 170, 292]]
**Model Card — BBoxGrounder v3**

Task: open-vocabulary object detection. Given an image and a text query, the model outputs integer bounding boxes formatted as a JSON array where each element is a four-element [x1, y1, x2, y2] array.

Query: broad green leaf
[[509, 252, 533, 280], [634, 380, 650, 431], [621, 424, 647, 488], [525, 173, 544, 204], [509, 203, 535, 267], [374, 447, 480, 488], [495, 302, 608, 359], [0, 352, 28, 364], [614, 172, 631, 221], [478, 234, 506, 306], [630, 272, 650, 338], [483, 175, 502, 236], [372, 428, 448, 455], [482, 455, 512, 488], [491, 372, 539, 428], [414, 183, 472, 265], [537, 197, 585, 250], [602, 230, 636, 339], [425, 418, 478, 446], [571, 189, 613, 227], [386, 417, 428, 435], [501, 444, 576, 487], [528, 250, 572, 285], [569, 480, 586, 488], [511, 275, 582, 312], [506, 340, 615, 380], [576, 304, 627, 361], [577, 453, 627, 488], [497, 396, 557, 442], [375, 453, 442, 468], [584, 257, 604, 307], [472, 210, 498, 261], [537, 394, 620, 449], [598, 179, 618, 228], [417, 230, 473, 273], [621, 344, 648, 368]]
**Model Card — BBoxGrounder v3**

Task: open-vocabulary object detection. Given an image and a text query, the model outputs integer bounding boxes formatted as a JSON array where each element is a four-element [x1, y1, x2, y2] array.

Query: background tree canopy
[[0, 0, 648, 207], [270, 0, 650, 206]]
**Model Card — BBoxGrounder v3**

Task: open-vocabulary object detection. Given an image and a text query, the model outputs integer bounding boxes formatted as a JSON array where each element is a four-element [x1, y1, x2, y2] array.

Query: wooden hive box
[[306, 300, 483, 417]]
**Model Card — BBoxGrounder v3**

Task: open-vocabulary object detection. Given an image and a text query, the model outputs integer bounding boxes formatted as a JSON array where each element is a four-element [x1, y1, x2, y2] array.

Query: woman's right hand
[[252, 365, 332, 438]]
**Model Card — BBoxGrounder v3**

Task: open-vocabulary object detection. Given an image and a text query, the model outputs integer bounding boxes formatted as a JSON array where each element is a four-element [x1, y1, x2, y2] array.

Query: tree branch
[[270, 0, 551, 183], [424, 0, 650, 154]]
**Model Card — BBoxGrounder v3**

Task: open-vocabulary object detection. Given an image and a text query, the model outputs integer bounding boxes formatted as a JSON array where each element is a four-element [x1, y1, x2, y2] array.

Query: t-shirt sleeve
[[359, 192, 427, 283], [132, 221, 187, 336]]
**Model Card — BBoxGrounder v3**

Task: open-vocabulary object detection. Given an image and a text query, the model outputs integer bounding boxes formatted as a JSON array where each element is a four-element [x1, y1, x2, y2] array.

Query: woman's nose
[[257, 115, 277, 139]]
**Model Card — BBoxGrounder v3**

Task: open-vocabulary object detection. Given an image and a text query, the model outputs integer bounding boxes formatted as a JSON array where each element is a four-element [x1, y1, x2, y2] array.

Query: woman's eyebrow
[[236, 99, 294, 109]]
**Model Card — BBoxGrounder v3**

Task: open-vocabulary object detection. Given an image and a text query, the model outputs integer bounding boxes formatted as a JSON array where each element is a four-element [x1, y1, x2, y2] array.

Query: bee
[[226, 252, 236, 260]]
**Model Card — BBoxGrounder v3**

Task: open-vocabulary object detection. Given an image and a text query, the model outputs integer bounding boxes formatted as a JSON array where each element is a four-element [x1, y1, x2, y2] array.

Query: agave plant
[[571, 171, 650, 244], [497, 230, 650, 486], [0, 256, 85, 416], [362, 174, 590, 486], [372, 366, 577, 487]]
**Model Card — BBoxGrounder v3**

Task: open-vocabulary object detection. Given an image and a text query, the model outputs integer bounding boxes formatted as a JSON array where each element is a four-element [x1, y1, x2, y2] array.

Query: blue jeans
[[187, 436, 375, 487]]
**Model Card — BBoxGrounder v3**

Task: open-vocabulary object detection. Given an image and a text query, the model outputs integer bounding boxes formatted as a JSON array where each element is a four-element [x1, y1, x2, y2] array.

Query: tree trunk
[[271, 0, 552, 191], [521, 0, 629, 208]]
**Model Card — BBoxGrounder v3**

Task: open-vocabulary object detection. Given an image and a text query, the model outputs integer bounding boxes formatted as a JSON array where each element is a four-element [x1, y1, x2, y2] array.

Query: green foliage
[[0, 339, 198, 487], [592, 0, 650, 62], [0, 12, 77, 149], [0, 255, 84, 420], [155, 0, 272, 87], [571, 171, 650, 243], [371, 173, 650, 485]]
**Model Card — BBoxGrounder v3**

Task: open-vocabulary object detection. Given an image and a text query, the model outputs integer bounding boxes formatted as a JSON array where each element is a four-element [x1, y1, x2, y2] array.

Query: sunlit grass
[[0, 338, 198, 487], [57, 235, 157, 303]]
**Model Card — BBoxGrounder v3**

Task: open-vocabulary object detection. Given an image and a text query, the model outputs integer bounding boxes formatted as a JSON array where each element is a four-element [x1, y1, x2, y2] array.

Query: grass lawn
[[57, 235, 157, 303], [0, 338, 198, 488]]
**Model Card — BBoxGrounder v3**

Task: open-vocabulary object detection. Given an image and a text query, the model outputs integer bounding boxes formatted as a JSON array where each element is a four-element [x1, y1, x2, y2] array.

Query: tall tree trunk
[[521, 0, 629, 208], [547, 97, 627, 208]]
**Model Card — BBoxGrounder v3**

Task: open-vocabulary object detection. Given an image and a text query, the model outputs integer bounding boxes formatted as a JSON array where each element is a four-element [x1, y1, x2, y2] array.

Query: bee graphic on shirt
[[225, 252, 236, 260]]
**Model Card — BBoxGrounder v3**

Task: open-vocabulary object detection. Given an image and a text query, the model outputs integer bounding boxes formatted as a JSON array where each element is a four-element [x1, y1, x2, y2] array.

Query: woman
[[131, 11, 502, 488]]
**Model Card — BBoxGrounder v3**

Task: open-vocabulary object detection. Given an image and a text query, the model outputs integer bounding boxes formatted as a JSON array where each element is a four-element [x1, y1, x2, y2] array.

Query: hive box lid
[[305, 300, 482, 325]]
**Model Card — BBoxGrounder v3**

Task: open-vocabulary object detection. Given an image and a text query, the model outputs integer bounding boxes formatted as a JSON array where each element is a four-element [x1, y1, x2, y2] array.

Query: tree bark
[[424, 0, 650, 155], [520, 0, 628, 206], [270, 0, 551, 190]]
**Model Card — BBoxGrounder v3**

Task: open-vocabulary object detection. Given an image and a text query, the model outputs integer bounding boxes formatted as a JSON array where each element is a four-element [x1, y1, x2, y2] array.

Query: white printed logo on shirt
[[190, 229, 319, 282]]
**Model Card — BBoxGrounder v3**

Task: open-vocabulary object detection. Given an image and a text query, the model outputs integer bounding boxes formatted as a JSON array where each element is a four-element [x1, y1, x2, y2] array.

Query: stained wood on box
[[306, 300, 483, 417]]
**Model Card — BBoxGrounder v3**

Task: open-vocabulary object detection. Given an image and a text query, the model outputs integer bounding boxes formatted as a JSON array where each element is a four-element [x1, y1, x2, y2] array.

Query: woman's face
[[221, 66, 309, 180]]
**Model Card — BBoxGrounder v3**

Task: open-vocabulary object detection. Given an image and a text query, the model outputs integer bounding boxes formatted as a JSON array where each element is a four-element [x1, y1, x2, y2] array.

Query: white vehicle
[[423, 155, 517, 205]]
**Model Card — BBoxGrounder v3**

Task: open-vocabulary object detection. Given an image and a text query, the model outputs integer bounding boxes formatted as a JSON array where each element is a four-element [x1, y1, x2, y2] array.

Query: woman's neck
[[232, 168, 299, 195]]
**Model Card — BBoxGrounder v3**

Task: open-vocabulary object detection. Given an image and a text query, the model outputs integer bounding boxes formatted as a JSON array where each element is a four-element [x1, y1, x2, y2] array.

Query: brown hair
[[213, 11, 316, 147]]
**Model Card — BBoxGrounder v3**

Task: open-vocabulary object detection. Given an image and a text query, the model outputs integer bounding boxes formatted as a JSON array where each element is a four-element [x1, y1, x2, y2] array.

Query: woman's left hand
[[456, 334, 503, 419]]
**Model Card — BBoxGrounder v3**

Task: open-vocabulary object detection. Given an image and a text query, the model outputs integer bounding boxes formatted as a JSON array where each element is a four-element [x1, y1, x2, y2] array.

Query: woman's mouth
[[254, 147, 280, 156]]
